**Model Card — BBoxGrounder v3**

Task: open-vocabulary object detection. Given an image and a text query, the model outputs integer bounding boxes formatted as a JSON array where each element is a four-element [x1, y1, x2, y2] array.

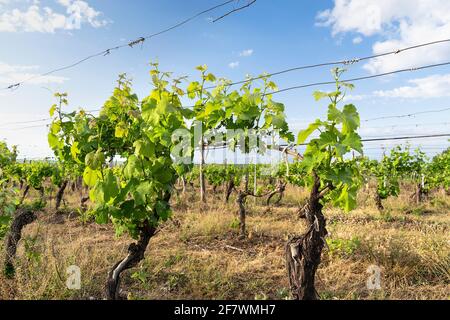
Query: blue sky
[[0, 0, 449, 159]]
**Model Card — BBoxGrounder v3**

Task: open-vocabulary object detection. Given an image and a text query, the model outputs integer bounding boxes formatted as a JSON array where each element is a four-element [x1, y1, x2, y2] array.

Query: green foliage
[[0, 141, 17, 168], [7, 161, 60, 192], [23, 234, 41, 263], [427, 148, 450, 189], [189, 67, 294, 153], [361, 145, 435, 200], [0, 143, 20, 239], [204, 164, 227, 188], [326, 236, 361, 258], [293, 68, 363, 212], [45, 64, 294, 241], [48, 92, 90, 184], [48, 65, 193, 239]]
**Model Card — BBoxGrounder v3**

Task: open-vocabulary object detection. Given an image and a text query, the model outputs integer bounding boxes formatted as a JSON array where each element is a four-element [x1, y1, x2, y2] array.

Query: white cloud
[[374, 73, 450, 98], [352, 36, 363, 44], [317, 0, 450, 73], [342, 73, 450, 100], [228, 61, 239, 69], [0, 0, 109, 33], [343, 94, 367, 101], [239, 49, 254, 57], [0, 61, 68, 85]]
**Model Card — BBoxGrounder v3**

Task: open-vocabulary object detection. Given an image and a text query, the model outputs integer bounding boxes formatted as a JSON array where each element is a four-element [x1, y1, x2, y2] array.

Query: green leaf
[[142, 98, 158, 123], [318, 131, 337, 147], [297, 120, 322, 145], [133, 181, 152, 206], [102, 170, 119, 203], [124, 155, 140, 179], [155, 201, 171, 221], [335, 185, 357, 212], [180, 107, 194, 119], [94, 206, 109, 224], [196, 65, 207, 72], [342, 104, 360, 134], [118, 200, 135, 218], [156, 95, 176, 114], [70, 142, 81, 163], [49, 104, 57, 117], [334, 144, 348, 158], [342, 132, 363, 153], [134, 139, 155, 159], [187, 82, 200, 99], [83, 167, 100, 187], [313, 91, 328, 101], [205, 73, 216, 82], [271, 113, 287, 128], [89, 183, 104, 203], [328, 105, 342, 123], [203, 102, 220, 117], [115, 122, 128, 138], [154, 169, 173, 184], [85, 150, 104, 170], [50, 122, 61, 135], [48, 133, 62, 150], [85, 151, 95, 169], [113, 178, 137, 206]]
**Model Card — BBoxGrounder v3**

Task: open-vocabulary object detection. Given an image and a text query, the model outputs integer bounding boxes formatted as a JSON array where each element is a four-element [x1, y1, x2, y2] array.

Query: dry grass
[[0, 185, 448, 300]]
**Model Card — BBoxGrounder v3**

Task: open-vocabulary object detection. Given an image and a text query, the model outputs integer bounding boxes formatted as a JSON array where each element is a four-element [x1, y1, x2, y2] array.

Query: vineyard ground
[[0, 184, 449, 300]]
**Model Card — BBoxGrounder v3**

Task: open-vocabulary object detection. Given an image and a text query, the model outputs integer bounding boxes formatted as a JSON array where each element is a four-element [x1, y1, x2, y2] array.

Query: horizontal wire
[[2, 62, 450, 129], [204, 38, 450, 90], [361, 121, 450, 129], [205, 133, 450, 150], [212, 0, 256, 23], [265, 62, 450, 96], [364, 107, 450, 122], [1, 0, 239, 91]]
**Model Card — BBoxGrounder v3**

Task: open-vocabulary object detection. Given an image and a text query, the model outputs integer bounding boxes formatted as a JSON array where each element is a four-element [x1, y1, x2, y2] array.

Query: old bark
[[19, 185, 30, 205], [266, 181, 286, 206], [106, 221, 156, 300], [374, 192, 384, 211], [285, 174, 327, 300], [199, 139, 206, 203], [4, 209, 37, 277], [55, 180, 68, 210], [411, 184, 427, 205], [224, 178, 235, 203], [236, 191, 247, 240]]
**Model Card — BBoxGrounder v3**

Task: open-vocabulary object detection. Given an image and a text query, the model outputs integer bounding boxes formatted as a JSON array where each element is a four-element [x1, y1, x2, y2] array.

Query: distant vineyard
[[0, 65, 449, 300]]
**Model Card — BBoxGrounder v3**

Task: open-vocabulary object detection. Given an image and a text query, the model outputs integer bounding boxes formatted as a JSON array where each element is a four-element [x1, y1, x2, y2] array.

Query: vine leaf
[[83, 167, 100, 187], [297, 120, 323, 145], [342, 132, 363, 153], [342, 104, 360, 135]]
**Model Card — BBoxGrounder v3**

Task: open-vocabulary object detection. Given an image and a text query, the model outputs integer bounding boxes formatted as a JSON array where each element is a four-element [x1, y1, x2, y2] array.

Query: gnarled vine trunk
[[4, 209, 37, 277], [411, 184, 427, 205], [19, 185, 30, 205], [266, 181, 286, 206], [199, 139, 206, 203], [236, 191, 247, 240], [374, 192, 384, 211], [80, 196, 89, 209], [285, 174, 327, 300], [224, 178, 235, 203], [55, 180, 68, 210], [106, 221, 156, 300]]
